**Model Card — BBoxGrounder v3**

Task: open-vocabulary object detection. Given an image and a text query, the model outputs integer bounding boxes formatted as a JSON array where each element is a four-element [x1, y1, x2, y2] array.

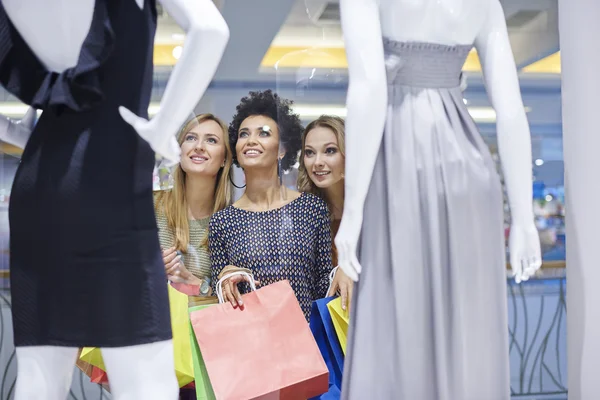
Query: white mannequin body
[[336, 0, 541, 282], [0, 0, 229, 398]]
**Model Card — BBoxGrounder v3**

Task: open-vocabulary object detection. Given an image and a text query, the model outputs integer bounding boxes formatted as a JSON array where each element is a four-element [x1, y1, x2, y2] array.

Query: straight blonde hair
[[155, 113, 233, 251], [297, 115, 346, 203]]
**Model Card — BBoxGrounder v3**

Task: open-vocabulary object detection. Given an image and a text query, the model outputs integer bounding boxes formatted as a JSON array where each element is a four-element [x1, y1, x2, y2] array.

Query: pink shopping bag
[[190, 274, 328, 400]]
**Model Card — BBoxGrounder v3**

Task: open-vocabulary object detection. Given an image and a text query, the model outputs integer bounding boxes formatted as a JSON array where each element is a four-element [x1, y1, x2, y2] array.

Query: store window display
[[0, 0, 228, 398], [154, 113, 233, 296], [336, 0, 542, 399]]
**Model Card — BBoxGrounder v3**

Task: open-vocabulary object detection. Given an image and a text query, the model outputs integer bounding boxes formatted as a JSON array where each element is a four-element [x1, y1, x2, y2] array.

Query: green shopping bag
[[189, 305, 216, 400]]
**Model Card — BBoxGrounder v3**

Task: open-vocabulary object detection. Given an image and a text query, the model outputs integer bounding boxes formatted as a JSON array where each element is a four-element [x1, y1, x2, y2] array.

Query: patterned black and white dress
[[209, 192, 333, 320]]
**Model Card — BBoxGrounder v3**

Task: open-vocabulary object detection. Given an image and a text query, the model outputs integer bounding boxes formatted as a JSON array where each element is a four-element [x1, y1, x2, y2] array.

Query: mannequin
[[336, 0, 541, 399], [0, 0, 229, 399]]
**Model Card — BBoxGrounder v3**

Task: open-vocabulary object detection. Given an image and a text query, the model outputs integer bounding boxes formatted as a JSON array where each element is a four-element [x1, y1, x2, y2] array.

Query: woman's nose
[[315, 154, 324, 166], [195, 140, 206, 151]]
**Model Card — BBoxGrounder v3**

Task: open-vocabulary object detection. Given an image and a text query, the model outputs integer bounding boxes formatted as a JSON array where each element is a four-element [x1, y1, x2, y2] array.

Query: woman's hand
[[327, 267, 354, 312], [162, 246, 200, 285], [218, 266, 259, 308]]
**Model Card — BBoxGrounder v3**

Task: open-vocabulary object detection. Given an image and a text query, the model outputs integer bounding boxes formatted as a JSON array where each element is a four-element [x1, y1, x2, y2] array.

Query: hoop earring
[[228, 171, 246, 189]]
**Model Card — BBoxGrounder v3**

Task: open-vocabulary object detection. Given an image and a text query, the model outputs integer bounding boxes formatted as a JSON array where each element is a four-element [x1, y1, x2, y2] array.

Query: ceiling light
[[0, 103, 161, 119], [292, 105, 508, 123], [535, 159, 544, 166]]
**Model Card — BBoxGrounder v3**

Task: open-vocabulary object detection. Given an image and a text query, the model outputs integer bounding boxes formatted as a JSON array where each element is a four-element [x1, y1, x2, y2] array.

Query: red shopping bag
[[190, 276, 328, 400], [90, 366, 108, 384]]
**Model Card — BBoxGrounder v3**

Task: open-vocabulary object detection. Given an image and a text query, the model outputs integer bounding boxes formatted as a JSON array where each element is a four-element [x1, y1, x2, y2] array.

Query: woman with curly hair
[[297, 115, 353, 310], [208, 90, 347, 320]]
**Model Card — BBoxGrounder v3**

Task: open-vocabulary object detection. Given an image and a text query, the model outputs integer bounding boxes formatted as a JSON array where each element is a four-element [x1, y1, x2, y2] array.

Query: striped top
[[154, 194, 212, 280]]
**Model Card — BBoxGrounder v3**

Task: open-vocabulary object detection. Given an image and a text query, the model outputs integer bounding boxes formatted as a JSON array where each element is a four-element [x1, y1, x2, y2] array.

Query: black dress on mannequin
[[0, 0, 172, 347]]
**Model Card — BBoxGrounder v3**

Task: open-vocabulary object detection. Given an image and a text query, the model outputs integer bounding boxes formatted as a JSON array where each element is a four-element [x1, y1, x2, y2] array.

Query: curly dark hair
[[228, 89, 303, 171]]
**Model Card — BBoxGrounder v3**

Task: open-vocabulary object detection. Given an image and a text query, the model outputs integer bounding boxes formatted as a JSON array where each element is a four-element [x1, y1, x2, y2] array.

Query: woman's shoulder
[[298, 191, 327, 207], [153, 190, 169, 215], [295, 192, 329, 216], [209, 204, 237, 226]]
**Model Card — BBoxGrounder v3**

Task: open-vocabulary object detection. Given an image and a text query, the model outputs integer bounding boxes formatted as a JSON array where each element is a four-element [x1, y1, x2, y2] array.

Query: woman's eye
[[325, 147, 337, 154], [207, 138, 217, 144], [239, 132, 248, 138], [259, 130, 270, 137], [304, 150, 314, 157], [185, 135, 196, 141]]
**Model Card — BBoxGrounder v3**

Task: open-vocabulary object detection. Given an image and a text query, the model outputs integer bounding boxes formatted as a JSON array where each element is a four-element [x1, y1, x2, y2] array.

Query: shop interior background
[[0, 0, 566, 399]]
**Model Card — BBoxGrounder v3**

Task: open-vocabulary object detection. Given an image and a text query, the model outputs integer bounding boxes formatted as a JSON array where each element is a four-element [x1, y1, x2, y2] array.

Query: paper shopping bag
[[80, 284, 194, 387], [309, 297, 345, 389], [189, 305, 217, 400], [76, 348, 110, 391], [327, 297, 349, 355], [168, 283, 195, 387], [190, 280, 329, 400], [90, 366, 109, 384]]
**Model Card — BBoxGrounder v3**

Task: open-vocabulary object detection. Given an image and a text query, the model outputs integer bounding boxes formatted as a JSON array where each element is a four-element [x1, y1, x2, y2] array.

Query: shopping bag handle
[[326, 266, 339, 296], [216, 271, 257, 304]]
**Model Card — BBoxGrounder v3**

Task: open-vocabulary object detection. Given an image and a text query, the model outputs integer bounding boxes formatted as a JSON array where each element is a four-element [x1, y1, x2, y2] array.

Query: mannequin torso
[[0, 0, 229, 165], [337, 1, 541, 398], [0, 1, 229, 398], [378, 0, 488, 45], [2, 0, 95, 72]]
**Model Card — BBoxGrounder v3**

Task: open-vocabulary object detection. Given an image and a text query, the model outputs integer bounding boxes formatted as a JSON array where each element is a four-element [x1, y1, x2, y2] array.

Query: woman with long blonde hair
[[155, 113, 233, 295], [298, 115, 352, 309]]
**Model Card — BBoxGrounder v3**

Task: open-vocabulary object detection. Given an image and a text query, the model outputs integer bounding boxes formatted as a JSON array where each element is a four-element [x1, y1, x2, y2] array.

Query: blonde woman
[[298, 115, 353, 310], [155, 113, 233, 296]]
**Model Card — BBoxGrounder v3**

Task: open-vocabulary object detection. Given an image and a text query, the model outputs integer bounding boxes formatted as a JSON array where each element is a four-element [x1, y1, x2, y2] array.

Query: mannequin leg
[[14, 346, 79, 400], [101, 339, 178, 400]]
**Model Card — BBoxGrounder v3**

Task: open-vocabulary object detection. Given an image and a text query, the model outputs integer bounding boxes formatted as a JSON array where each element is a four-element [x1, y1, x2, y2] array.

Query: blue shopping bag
[[309, 296, 345, 399]]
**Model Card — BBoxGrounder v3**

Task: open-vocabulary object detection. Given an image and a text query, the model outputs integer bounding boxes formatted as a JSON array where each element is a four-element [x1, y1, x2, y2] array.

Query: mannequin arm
[[120, 0, 229, 164], [474, 0, 534, 224], [0, 107, 36, 149], [475, 0, 541, 280], [335, 0, 387, 280], [154, 0, 229, 127]]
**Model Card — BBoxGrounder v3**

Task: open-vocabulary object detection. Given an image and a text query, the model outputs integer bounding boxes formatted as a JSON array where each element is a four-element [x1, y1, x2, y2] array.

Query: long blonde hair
[[155, 113, 233, 251], [297, 115, 346, 201]]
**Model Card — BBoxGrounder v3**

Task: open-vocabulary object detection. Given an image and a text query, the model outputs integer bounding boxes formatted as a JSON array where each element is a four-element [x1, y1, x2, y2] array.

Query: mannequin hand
[[118, 106, 180, 166], [508, 221, 542, 283], [327, 267, 354, 312], [0, 107, 37, 149], [335, 209, 363, 282]]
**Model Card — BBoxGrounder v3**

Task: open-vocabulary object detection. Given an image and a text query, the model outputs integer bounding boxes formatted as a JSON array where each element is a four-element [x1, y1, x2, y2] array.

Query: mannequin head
[[228, 90, 303, 178], [298, 115, 345, 195]]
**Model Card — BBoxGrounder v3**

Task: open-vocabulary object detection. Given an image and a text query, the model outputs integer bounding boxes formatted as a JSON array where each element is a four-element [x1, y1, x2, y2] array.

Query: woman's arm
[[208, 216, 230, 288], [474, 0, 541, 281], [120, 0, 230, 165], [313, 202, 334, 300]]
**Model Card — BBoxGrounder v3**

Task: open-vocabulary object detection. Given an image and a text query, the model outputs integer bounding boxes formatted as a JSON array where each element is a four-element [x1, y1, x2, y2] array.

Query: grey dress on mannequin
[[341, 40, 510, 400]]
